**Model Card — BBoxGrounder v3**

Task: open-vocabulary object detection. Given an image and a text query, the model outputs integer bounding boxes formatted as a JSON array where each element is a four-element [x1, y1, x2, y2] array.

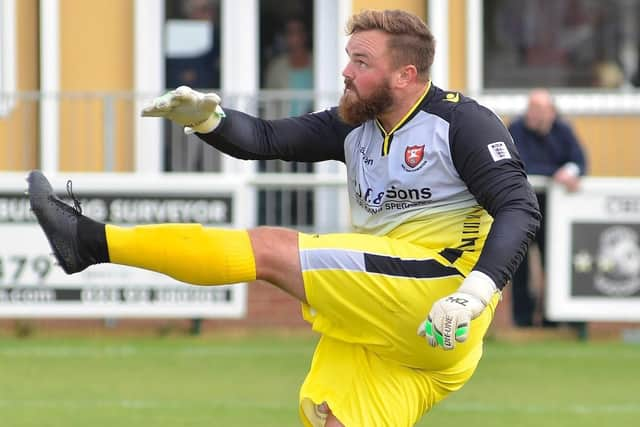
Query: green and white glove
[[418, 271, 498, 350], [141, 85, 225, 134]]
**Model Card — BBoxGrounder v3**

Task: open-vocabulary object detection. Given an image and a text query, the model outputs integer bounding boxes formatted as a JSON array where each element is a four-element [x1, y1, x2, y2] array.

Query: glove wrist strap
[[458, 271, 498, 305], [188, 105, 226, 134]]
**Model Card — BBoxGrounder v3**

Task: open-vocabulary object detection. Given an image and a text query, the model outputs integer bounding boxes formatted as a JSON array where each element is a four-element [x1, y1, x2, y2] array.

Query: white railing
[[3, 89, 640, 172]]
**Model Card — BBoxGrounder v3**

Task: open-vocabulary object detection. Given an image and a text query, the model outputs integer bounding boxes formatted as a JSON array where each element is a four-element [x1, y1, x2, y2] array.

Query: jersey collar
[[375, 81, 432, 156]]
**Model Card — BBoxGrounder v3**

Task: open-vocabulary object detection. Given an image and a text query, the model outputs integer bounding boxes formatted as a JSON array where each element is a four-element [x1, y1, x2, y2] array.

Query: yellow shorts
[[296, 232, 499, 427]]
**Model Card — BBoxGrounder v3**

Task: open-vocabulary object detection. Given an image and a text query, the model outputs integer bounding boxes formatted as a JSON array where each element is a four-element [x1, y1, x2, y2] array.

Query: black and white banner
[[0, 173, 249, 318], [546, 178, 640, 321]]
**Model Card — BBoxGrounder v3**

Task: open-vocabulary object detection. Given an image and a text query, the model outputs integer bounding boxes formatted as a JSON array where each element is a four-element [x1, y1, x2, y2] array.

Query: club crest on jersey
[[403, 145, 426, 171]]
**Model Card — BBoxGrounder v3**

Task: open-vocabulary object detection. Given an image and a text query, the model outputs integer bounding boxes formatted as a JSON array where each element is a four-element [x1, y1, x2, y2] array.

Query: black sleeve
[[196, 108, 352, 163], [450, 102, 541, 289]]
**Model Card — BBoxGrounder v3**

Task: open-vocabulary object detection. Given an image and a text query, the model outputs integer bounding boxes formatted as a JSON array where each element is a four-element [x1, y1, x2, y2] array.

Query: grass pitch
[[1, 333, 638, 426]]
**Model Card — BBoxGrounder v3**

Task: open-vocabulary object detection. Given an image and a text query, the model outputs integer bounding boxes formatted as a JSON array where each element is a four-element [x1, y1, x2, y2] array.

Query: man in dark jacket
[[508, 88, 587, 327]]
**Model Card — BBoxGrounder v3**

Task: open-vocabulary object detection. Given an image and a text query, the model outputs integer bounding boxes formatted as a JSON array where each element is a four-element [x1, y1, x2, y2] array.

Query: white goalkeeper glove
[[141, 85, 225, 134], [418, 271, 498, 351]]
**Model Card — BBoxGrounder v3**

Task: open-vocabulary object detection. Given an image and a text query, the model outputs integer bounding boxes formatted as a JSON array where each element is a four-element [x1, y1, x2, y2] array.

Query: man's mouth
[[344, 80, 356, 93]]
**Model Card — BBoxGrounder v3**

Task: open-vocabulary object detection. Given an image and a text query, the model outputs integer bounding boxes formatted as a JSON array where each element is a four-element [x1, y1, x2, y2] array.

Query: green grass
[[423, 339, 640, 427], [1, 334, 639, 426]]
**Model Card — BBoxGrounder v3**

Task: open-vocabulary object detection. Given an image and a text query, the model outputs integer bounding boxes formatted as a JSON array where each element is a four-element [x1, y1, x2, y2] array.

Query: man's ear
[[395, 65, 418, 88]]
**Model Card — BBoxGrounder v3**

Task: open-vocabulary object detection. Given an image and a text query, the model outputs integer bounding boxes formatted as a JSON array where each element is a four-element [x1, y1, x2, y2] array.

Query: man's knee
[[249, 226, 299, 262], [248, 226, 306, 301], [318, 402, 344, 427]]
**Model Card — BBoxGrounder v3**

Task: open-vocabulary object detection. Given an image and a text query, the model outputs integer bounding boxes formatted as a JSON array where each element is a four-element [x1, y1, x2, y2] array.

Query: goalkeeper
[[28, 9, 539, 427]]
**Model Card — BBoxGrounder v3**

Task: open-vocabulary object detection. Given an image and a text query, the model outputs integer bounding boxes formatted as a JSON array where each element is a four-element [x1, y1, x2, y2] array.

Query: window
[[260, 0, 314, 117], [164, 0, 221, 90], [163, 0, 222, 172], [257, 0, 315, 227], [482, 0, 640, 89]]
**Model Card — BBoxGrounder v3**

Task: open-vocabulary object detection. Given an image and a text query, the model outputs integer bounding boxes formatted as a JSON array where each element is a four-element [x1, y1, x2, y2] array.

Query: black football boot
[[27, 170, 108, 274]]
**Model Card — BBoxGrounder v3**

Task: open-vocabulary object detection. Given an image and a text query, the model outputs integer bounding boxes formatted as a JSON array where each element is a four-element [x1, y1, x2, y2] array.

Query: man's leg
[[248, 227, 306, 302], [510, 252, 534, 327], [27, 170, 307, 303], [536, 193, 558, 328], [325, 413, 344, 427], [28, 170, 345, 424], [107, 224, 307, 301]]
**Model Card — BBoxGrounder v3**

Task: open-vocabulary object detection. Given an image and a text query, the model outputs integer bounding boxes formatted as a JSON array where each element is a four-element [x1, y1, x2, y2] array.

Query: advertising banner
[[0, 174, 248, 318], [546, 178, 640, 321]]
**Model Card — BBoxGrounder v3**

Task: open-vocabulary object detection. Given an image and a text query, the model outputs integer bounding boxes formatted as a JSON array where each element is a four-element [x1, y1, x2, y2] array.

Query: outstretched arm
[[142, 86, 351, 163], [198, 108, 349, 163]]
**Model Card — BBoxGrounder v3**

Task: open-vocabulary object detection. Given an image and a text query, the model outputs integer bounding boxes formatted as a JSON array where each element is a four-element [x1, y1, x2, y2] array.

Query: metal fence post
[[103, 94, 115, 171]]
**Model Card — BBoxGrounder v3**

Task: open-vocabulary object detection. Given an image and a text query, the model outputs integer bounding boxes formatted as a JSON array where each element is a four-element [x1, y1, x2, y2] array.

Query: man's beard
[[338, 79, 394, 125]]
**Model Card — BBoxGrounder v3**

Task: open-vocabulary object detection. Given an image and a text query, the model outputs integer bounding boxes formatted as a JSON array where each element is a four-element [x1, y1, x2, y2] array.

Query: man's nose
[[342, 63, 354, 80]]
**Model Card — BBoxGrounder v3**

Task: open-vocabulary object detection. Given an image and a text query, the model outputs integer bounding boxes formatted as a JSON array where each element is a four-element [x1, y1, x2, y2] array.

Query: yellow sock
[[105, 224, 256, 285]]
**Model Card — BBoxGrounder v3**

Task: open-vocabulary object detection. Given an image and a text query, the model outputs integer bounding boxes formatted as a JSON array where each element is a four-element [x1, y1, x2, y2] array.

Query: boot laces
[[66, 180, 82, 214]]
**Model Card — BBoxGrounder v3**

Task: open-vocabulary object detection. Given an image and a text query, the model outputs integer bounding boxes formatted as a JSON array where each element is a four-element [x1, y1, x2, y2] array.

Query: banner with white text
[[0, 173, 249, 318]]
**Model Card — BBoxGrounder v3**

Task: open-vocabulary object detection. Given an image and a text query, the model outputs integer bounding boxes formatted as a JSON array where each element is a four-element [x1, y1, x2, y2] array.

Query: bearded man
[[28, 9, 539, 427]]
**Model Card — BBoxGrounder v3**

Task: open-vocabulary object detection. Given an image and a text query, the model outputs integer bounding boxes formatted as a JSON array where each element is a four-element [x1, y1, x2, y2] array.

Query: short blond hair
[[346, 9, 435, 80]]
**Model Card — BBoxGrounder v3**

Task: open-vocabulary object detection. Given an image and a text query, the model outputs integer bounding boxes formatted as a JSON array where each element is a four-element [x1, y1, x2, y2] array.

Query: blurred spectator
[[165, 0, 220, 89], [164, 0, 221, 172], [508, 89, 588, 327], [263, 17, 314, 118], [259, 17, 315, 226], [594, 61, 625, 88]]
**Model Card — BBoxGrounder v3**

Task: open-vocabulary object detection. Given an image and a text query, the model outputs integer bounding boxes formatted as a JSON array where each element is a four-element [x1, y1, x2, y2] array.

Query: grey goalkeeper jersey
[[198, 84, 540, 288], [345, 104, 480, 236]]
